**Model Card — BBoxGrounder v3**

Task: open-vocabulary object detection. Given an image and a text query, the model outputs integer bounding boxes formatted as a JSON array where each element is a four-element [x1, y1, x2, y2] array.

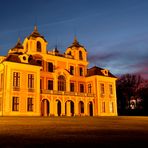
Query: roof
[[10, 38, 24, 51], [86, 66, 117, 78], [27, 25, 47, 42], [5, 54, 21, 63], [68, 37, 86, 51]]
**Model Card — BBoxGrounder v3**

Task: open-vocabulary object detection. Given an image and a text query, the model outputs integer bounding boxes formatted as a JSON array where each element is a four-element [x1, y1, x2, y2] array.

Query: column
[[49, 97, 54, 116], [54, 100, 58, 116], [75, 98, 79, 116], [84, 100, 88, 116], [66, 101, 71, 116], [61, 99, 65, 116], [43, 100, 47, 116]]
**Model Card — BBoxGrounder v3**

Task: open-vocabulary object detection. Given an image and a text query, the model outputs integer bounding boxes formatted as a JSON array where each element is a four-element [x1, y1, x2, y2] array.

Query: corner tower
[[65, 37, 88, 62], [23, 25, 48, 54]]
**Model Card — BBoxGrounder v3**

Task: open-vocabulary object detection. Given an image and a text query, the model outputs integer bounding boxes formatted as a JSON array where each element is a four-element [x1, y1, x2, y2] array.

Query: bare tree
[[116, 74, 146, 115]]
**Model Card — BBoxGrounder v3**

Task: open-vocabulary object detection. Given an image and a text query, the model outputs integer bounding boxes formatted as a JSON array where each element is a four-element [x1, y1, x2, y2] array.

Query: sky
[[0, 0, 148, 79]]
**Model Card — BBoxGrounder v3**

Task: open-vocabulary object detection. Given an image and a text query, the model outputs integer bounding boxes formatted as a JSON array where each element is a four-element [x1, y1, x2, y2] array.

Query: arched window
[[58, 75, 66, 91], [37, 41, 41, 52], [79, 51, 83, 60]]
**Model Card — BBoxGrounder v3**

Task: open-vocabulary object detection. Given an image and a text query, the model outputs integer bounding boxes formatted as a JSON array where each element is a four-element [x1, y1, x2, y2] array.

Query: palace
[[0, 26, 118, 116]]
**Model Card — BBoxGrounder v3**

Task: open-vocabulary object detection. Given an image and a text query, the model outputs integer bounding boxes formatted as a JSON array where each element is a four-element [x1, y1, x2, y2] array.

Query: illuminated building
[[0, 26, 117, 116]]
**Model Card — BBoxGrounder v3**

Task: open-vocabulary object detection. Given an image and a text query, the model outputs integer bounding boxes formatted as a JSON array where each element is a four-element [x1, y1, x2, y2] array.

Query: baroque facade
[[0, 26, 118, 116]]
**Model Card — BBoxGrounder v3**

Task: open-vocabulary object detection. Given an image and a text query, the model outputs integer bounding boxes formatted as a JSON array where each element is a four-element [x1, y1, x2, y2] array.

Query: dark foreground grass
[[0, 116, 148, 147]]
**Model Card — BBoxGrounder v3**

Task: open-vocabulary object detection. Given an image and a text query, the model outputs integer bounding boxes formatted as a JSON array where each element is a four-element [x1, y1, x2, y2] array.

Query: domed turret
[[27, 25, 46, 42], [8, 38, 24, 54], [23, 25, 48, 54], [65, 37, 87, 61]]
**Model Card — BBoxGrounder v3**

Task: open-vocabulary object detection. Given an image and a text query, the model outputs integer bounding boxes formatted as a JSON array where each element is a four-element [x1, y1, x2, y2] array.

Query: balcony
[[40, 89, 95, 97]]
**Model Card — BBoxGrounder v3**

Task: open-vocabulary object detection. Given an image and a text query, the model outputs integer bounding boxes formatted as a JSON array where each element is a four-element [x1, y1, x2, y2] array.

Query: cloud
[[88, 32, 148, 77], [88, 51, 119, 67]]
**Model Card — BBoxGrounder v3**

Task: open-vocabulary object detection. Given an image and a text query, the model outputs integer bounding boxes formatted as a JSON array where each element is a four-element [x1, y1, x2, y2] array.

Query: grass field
[[0, 116, 148, 147]]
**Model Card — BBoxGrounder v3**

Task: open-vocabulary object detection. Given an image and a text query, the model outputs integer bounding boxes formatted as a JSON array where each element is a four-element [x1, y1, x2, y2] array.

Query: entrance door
[[89, 101, 93, 116]]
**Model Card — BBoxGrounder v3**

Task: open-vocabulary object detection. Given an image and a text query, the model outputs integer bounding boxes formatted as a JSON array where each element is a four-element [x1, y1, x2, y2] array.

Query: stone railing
[[40, 89, 95, 97]]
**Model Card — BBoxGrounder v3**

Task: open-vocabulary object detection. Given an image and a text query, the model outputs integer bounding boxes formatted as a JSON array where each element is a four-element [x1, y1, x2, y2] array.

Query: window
[[79, 51, 83, 60], [80, 84, 84, 93], [40, 79, 42, 89], [70, 83, 74, 92], [37, 60, 42, 66], [48, 80, 53, 90], [37, 41, 41, 52], [28, 74, 34, 89], [100, 83, 105, 94], [13, 72, 20, 88], [48, 62, 53, 72], [109, 102, 114, 113], [27, 98, 33, 111], [88, 84, 92, 93], [12, 97, 19, 111], [109, 84, 113, 95], [68, 51, 71, 55], [79, 67, 83, 76], [58, 75, 66, 91], [102, 102, 105, 113], [70, 66, 74, 75]]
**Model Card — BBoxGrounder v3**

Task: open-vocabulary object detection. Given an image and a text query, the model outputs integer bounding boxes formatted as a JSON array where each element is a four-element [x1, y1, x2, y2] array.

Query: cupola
[[8, 38, 24, 54]]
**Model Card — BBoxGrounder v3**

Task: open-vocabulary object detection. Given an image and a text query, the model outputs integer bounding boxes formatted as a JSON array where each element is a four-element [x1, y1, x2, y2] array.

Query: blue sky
[[0, 0, 148, 79]]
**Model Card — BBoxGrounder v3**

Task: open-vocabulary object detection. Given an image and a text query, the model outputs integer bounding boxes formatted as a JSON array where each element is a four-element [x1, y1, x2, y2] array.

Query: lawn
[[0, 116, 148, 147]]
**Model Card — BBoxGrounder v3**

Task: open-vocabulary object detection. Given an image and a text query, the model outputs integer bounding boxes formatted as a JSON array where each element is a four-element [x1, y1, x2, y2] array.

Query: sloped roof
[[10, 38, 24, 53], [68, 37, 86, 51], [5, 54, 21, 63], [27, 25, 47, 42], [87, 66, 117, 78]]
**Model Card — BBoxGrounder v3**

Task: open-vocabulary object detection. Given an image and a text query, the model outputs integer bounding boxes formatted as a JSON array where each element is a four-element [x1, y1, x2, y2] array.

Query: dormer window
[[101, 69, 109, 76], [67, 51, 71, 55], [79, 51, 83, 60], [37, 60, 42, 66], [37, 41, 41, 52]]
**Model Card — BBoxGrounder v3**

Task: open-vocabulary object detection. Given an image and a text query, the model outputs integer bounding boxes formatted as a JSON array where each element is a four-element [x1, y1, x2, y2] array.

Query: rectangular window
[[28, 74, 34, 89], [70, 83, 74, 92], [48, 62, 53, 72], [102, 102, 105, 113], [48, 80, 53, 90], [27, 98, 33, 111], [100, 83, 105, 94], [70, 66, 74, 75], [13, 72, 20, 88], [109, 84, 113, 95], [79, 67, 83, 76], [109, 102, 114, 113], [80, 84, 84, 93], [12, 97, 19, 111], [40, 79, 42, 89], [88, 84, 92, 93]]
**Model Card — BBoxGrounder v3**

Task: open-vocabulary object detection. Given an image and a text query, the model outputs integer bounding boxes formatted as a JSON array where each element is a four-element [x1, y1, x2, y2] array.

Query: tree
[[116, 74, 145, 115]]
